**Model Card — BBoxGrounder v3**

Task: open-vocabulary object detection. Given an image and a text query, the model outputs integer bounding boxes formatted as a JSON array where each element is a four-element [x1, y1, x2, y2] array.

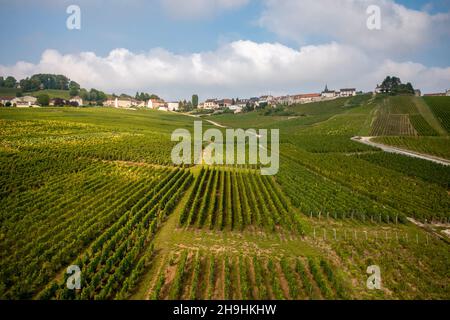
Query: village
[[1, 83, 450, 113], [0, 85, 359, 112]]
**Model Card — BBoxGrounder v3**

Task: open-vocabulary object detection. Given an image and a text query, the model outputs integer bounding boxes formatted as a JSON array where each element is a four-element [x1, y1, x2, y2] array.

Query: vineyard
[[0, 103, 449, 300], [147, 249, 350, 300], [277, 153, 407, 223], [279, 145, 450, 222], [370, 96, 440, 136], [356, 152, 450, 188], [424, 96, 450, 134], [178, 167, 303, 233], [372, 136, 450, 161], [0, 162, 192, 299]]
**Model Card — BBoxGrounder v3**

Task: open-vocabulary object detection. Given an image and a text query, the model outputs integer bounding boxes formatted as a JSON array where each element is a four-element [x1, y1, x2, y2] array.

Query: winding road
[[351, 136, 450, 166]]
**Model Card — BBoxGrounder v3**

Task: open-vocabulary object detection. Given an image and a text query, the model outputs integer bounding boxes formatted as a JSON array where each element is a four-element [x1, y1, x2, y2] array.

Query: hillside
[[0, 99, 449, 300], [30, 89, 72, 99], [369, 95, 443, 136], [0, 87, 21, 97], [369, 96, 450, 160]]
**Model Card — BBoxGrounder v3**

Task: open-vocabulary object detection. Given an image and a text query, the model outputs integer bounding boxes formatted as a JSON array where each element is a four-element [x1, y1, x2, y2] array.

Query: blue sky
[[0, 0, 269, 64], [1, 0, 449, 99]]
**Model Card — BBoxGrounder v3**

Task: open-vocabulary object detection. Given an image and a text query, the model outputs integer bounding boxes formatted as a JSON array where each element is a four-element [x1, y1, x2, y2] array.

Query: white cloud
[[160, 0, 250, 19], [1, 41, 449, 100], [259, 0, 450, 57]]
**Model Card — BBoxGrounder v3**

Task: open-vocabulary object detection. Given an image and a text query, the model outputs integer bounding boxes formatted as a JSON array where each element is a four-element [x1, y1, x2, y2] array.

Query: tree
[[0, 76, 4, 87], [37, 94, 50, 106], [4, 76, 17, 88], [380, 76, 414, 95], [69, 87, 79, 97], [69, 80, 80, 90], [16, 91, 23, 97], [192, 94, 199, 108], [79, 88, 89, 101], [405, 82, 414, 93], [69, 81, 80, 96]]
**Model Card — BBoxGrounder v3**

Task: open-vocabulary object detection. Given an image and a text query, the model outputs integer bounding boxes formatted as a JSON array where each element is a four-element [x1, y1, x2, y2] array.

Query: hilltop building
[[201, 99, 220, 110], [291, 93, 321, 104], [69, 96, 83, 106], [321, 85, 336, 98], [0, 96, 14, 105], [167, 102, 180, 111], [147, 98, 165, 109], [11, 95, 38, 107], [374, 84, 384, 94], [217, 99, 233, 108], [339, 88, 356, 97]]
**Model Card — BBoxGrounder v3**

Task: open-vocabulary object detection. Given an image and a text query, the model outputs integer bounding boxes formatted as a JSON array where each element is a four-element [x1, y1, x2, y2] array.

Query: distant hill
[[0, 87, 21, 97], [0, 88, 73, 100], [30, 89, 71, 100]]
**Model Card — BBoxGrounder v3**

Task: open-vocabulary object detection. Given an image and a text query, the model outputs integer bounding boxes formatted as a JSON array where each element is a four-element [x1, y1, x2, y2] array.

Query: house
[[257, 95, 274, 106], [374, 85, 383, 95], [259, 95, 274, 103], [49, 98, 67, 106], [423, 93, 445, 97], [446, 89, 450, 96], [11, 95, 38, 107], [147, 98, 165, 109], [321, 85, 337, 99], [69, 96, 83, 106], [202, 99, 219, 110], [116, 98, 134, 108], [237, 100, 249, 108], [167, 102, 180, 111], [217, 99, 233, 108], [228, 105, 242, 114], [135, 100, 146, 108], [0, 96, 14, 106], [103, 99, 115, 107], [291, 93, 321, 104], [158, 106, 169, 112], [274, 95, 294, 105], [414, 90, 421, 97], [339, 88, 356, 97]]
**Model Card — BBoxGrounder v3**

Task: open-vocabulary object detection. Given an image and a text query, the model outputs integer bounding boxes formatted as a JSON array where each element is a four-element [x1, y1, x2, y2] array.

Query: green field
[[0, 87, 21, 97], [0, 88, 73, 100], [30, 89, 72, 99], [0, 101, 449, 300], [369, 96, 443, 136], [424, 96, 450, 134]]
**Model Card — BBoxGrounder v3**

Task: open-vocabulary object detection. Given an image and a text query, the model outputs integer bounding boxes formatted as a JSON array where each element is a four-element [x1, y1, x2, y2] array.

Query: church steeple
[[323, 84, 329, 93]]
